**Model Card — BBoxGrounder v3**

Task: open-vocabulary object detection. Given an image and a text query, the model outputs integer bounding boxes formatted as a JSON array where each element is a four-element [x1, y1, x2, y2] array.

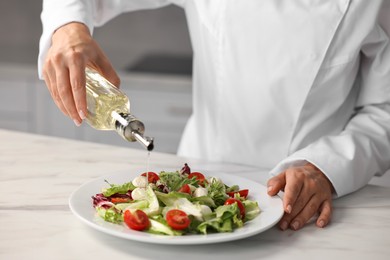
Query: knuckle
[[52, 52, 64, 64], [285, 168, 295, 176], [57, 85, 68, 96], [287, 182, 301, 194], [67, 50, 83, 61], [71, 80, 85, 92], [51, 91, 60, 101], [307, 180, 318, 190]]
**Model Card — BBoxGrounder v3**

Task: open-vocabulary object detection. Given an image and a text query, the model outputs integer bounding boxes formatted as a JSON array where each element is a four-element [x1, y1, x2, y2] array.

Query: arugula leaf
[[206, 177, 229, 206], [225, 185, 239, 193], [102, 180, 136, 197], [159, 171, 198, 192]]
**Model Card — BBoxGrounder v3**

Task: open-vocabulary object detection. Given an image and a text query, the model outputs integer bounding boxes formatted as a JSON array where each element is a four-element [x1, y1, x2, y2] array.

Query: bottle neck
[[113, 112, 154, 151]]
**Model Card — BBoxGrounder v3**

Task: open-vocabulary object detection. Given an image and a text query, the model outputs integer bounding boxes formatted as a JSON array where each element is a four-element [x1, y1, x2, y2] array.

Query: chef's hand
[[267, 162, 334, 231], [42, 22, 120, 126]]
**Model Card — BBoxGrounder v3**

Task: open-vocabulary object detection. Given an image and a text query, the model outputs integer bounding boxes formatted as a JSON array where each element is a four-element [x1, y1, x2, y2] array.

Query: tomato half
[[226, 189, 249, 199], [141, 172, 160, 183], [165, 209, 191, 230], [178, 184, 191, 195], [188, 172, 206, 186], [124, 210, 150, 231], [224, 198, 245, 219]]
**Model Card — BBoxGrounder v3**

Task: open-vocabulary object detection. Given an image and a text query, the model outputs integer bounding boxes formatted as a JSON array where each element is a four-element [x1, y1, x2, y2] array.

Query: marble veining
[[1, 129, 389, 260]]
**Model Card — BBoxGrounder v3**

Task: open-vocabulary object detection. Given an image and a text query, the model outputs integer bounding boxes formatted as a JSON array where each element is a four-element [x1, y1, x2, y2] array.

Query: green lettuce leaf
[[115, 200, 148, 211], [155, 191, 190, 206], [197, 203, 243, 234], [142, 186, 161, 216], [242, 200, 261, 221], [96, 207, 123, 224], [190, 196, 216, 208], [148, 216, 183, 236], [119, 187, 161, 216], [161, 197, 212, 221]]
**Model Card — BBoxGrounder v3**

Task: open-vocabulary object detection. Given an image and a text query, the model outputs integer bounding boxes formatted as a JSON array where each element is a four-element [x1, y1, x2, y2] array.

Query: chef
[[38, 0, 390, 231]]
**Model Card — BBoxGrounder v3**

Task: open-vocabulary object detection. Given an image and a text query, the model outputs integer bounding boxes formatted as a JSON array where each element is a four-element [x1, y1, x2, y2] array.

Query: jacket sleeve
[[270, 9, 390, 198], [38, 0, 172, 78]]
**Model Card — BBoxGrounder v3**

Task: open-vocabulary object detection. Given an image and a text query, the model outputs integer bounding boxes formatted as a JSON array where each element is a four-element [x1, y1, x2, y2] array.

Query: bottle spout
[[114, 112, 154, 151], [132, 131, 154, 151]]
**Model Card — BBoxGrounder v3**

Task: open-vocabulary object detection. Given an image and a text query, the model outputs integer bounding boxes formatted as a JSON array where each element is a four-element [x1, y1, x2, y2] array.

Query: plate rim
[[69, 169, 284, 245]]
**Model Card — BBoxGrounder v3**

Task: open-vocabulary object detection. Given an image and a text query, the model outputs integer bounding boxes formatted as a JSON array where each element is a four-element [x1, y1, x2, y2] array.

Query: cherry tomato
[[188, 172, 206, 186], [124, 210, 150, 231], [224, 198, 245, 219], [165, 209, 191, 230], [226, 189, 249, 199], [178, 184, 191, 195], [110, 197, 131, 204], [141, 172, 160, 183]]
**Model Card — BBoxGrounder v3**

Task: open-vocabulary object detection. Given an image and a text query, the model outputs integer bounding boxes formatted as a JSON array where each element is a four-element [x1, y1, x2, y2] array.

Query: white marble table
[[1, 129, 389, 260]]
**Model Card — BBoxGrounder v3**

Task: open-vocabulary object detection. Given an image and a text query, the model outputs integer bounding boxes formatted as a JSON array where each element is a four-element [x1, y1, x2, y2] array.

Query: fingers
[[316, 199, 332, 228], [278, 182, 313, 231], [283, 169, 304, 213], [42, 22, 92, 125], [279, 194, 316, 231], [269, 164, 334, 231], [55, 64, 82, 125], [43, 62, 68, 117], [45, 61, 86, 125], [279, 196, 332, 231], [69, 58, 87, 120], [42, 22, 119, 126]]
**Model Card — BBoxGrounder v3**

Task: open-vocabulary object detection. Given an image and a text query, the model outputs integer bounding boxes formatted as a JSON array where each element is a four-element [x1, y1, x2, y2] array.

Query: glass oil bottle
[[84, 67, 154, 151]]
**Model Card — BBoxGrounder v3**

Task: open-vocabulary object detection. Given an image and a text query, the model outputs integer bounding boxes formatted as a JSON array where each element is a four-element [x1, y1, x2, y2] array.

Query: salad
[[92, 163, 261, 236]]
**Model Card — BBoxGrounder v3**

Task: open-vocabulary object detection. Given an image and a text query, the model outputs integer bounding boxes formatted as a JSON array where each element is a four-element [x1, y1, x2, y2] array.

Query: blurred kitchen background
[[0, 0, 193, 154]]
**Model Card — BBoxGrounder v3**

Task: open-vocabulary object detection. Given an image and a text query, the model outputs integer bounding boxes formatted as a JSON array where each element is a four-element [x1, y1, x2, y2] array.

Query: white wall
[[0, 1, 192, 70]]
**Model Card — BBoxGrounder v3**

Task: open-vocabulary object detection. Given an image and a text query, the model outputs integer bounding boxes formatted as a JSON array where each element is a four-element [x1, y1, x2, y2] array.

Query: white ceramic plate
[[69, 170, 283, 245]]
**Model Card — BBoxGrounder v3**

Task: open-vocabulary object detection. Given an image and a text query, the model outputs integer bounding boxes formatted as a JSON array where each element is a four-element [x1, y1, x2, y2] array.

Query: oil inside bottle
[[85, 67, 130, 130]]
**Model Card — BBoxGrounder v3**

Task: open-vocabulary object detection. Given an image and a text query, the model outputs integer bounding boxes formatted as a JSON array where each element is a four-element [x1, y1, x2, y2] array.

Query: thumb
[[267, 172, 286, 196], [99, 63, 120, 88], [89, 43, 121, 88]]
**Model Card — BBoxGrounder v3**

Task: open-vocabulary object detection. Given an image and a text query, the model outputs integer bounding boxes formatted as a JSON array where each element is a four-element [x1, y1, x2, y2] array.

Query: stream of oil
[[146, 151, 151, 183]]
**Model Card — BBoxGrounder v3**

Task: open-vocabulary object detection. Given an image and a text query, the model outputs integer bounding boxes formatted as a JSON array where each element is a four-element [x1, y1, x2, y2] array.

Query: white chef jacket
[[38, 0, 390, 198]]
